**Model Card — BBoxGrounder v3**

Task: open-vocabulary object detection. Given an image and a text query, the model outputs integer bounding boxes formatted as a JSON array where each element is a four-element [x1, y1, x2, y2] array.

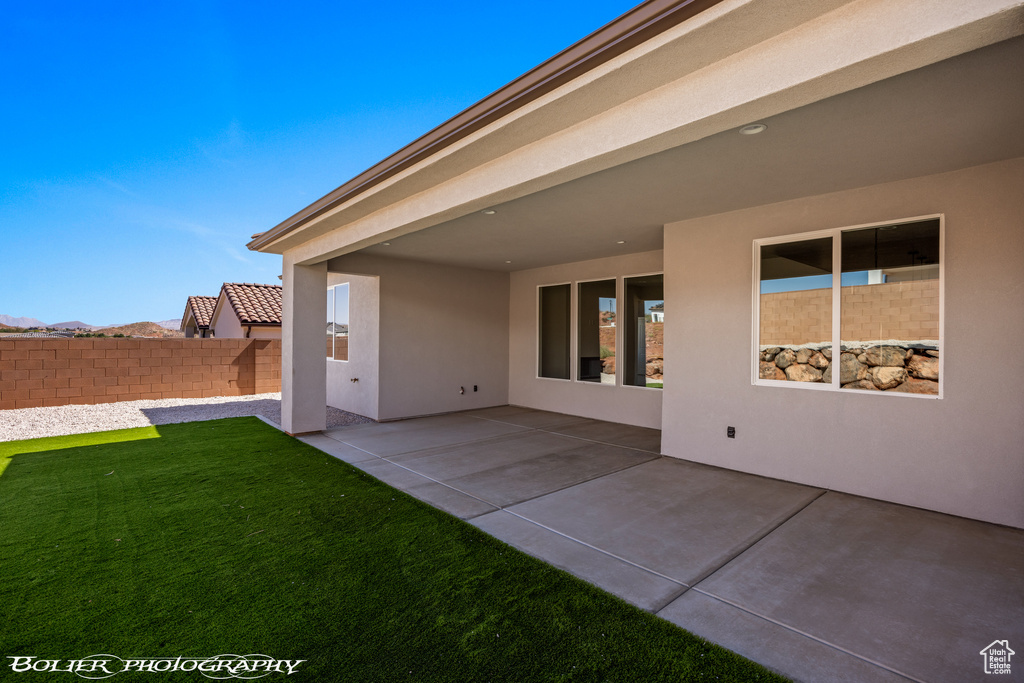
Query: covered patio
[[300, 408, 1024, 683]]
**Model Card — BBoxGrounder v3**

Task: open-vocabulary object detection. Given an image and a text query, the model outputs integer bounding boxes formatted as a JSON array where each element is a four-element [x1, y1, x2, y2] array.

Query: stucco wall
[[663, 157, 1024, 528], [326, 273, 380, 420], [509, 250, 664, 429], [328, 253, 510, 421]]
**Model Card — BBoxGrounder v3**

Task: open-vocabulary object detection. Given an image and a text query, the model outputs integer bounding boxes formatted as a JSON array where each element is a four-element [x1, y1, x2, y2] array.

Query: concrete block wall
[[0, 338, 281, 410]]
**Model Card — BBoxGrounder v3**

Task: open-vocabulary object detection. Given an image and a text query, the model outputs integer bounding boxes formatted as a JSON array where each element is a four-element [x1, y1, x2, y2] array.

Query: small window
[[755, 218, 941, 396], [577, 279, 616, 384], [327, 283, 349, 362], [538, 284, 571, 379]]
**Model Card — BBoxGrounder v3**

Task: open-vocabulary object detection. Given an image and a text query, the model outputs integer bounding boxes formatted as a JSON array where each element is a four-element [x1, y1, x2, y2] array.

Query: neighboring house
[[180, 295, 217, 338], [649, 303, 664, 323], [208, 283, 283, 339], [248, 1, 1024, 530]]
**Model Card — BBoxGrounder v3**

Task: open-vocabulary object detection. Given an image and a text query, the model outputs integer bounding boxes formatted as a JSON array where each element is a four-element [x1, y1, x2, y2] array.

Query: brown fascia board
[[248, 0, 725, 253]]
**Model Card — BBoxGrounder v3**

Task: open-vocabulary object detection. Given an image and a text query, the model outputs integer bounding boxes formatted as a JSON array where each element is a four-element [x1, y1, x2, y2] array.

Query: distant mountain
[[156, 319, 182, 330], [0, 314, 47, 328], [50, 320, 95, 330]]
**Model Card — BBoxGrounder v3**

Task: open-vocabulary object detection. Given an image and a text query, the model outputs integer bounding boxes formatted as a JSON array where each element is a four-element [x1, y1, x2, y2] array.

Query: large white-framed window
[[754, 216, 942, 397], [326, 283, 349, 362]]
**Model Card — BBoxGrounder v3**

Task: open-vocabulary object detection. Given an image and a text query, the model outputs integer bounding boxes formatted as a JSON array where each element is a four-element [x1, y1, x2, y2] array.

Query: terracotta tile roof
[[182, 295, 217, 330], [222, 283, 283, 325]]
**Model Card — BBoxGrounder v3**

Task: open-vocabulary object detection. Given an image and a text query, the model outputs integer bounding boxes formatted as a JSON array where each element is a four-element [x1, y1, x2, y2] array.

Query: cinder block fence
[[0, 338, 281, 410]]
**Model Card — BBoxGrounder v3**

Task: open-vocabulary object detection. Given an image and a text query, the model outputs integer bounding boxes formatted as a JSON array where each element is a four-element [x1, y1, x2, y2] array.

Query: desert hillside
[[93, 322, 184, 338]]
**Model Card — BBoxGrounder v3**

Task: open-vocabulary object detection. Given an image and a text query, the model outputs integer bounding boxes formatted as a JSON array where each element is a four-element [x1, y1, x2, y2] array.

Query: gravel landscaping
[[0, 393, 373, 442]]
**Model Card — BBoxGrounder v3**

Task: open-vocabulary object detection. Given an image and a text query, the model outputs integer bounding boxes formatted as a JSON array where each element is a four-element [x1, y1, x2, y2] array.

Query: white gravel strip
[[0, 393, 374, 442]]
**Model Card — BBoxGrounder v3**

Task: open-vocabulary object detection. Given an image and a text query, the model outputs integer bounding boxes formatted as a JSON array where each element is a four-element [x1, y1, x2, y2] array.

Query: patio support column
[[281, 253, 327, 435]]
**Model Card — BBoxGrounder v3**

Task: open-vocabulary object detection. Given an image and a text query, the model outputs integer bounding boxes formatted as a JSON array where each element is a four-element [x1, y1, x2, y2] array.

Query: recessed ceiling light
[[381, 242, 391, 246], [617, 240, 626, 244], [739, 123, 767, 135], [505, 260, 512, 264], [482, 209, 496, 215]]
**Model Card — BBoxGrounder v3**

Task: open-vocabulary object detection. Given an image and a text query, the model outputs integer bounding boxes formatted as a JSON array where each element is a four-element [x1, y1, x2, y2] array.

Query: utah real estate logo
[[980, 640, 1014, 675]]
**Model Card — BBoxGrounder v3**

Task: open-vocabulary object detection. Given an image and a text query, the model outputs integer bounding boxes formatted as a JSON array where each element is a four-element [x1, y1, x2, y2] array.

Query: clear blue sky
[[1, 0, 634, 326]]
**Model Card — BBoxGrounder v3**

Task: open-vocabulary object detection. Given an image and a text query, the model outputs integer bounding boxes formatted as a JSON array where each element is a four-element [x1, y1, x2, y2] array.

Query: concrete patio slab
[[390, 431, 657, 507], [298, 433, 379, 464], [446, 441, 656, 508], [507, 457, 823, 586], [692, 492, 1024, 683], [296, 408, 1023, 683], [544, 418, 661, 453], [356, 459, 499, 519], [464, 405, 593, 430], [326, 413, 529, 457], [659, 591, 908, 683], [389, 430, 582, 471], [472, 510, 686, 613]]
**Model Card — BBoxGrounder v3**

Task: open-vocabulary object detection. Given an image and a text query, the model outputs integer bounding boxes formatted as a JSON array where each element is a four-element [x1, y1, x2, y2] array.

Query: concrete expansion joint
[[682, 588, 922, 683], [503, 509, 684, 586], [685, 488, 829, 589], [467, 414, 663, 456]]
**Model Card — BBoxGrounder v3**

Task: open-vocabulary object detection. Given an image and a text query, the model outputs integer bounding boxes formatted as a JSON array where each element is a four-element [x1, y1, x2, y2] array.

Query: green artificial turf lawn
[[0, 417, 787, 682]]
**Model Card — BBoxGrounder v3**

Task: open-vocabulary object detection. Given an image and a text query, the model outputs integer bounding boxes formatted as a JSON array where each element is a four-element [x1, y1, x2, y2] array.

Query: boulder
[[926, 349, 940, 358], [822, 362, 832, 384], [859, 346, 907, 367], [785, 364, 823, 382], [889, 377, 939, 395], [821, 347, 833, 360], [808, 352, 829, 370], [763, 347, 780, 361], [839, 353, 868, 384], [759, 361, 786, 380], [646, 359, 664, 377], [775, 348, 797, 369], [906, 354, 939, 381], [795, 348, 814, 364], [869, 366, 908, 390], [842, 379, 879, 391]]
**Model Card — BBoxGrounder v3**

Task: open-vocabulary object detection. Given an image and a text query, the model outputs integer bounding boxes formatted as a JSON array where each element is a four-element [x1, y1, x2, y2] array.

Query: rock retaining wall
[[758, 343, 939, 394]]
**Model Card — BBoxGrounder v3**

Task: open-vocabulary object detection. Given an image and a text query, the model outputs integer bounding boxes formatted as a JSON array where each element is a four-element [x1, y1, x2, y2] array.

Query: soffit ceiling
[[351, 36, 1024, 272]]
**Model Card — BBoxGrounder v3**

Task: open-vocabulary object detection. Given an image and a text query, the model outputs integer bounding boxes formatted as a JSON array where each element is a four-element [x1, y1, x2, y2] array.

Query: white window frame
[[752, 214, 944, 398], [574, 276, 618, 388], [621, 271, 665, 392], [327, 283, 349, 364], [536, 282, 573, 382]]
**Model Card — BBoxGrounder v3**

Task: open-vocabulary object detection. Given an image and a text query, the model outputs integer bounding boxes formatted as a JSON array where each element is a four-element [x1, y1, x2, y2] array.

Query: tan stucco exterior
[[663, 157, 1024, 527], [509, 250, 665, 429], [261, 0, 1024, 525], [326, 254, 510, 421]]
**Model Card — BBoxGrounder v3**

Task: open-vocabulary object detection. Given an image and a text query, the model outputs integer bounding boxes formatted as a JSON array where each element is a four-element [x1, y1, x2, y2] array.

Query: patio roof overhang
[[251, 0, 1024, 271]]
